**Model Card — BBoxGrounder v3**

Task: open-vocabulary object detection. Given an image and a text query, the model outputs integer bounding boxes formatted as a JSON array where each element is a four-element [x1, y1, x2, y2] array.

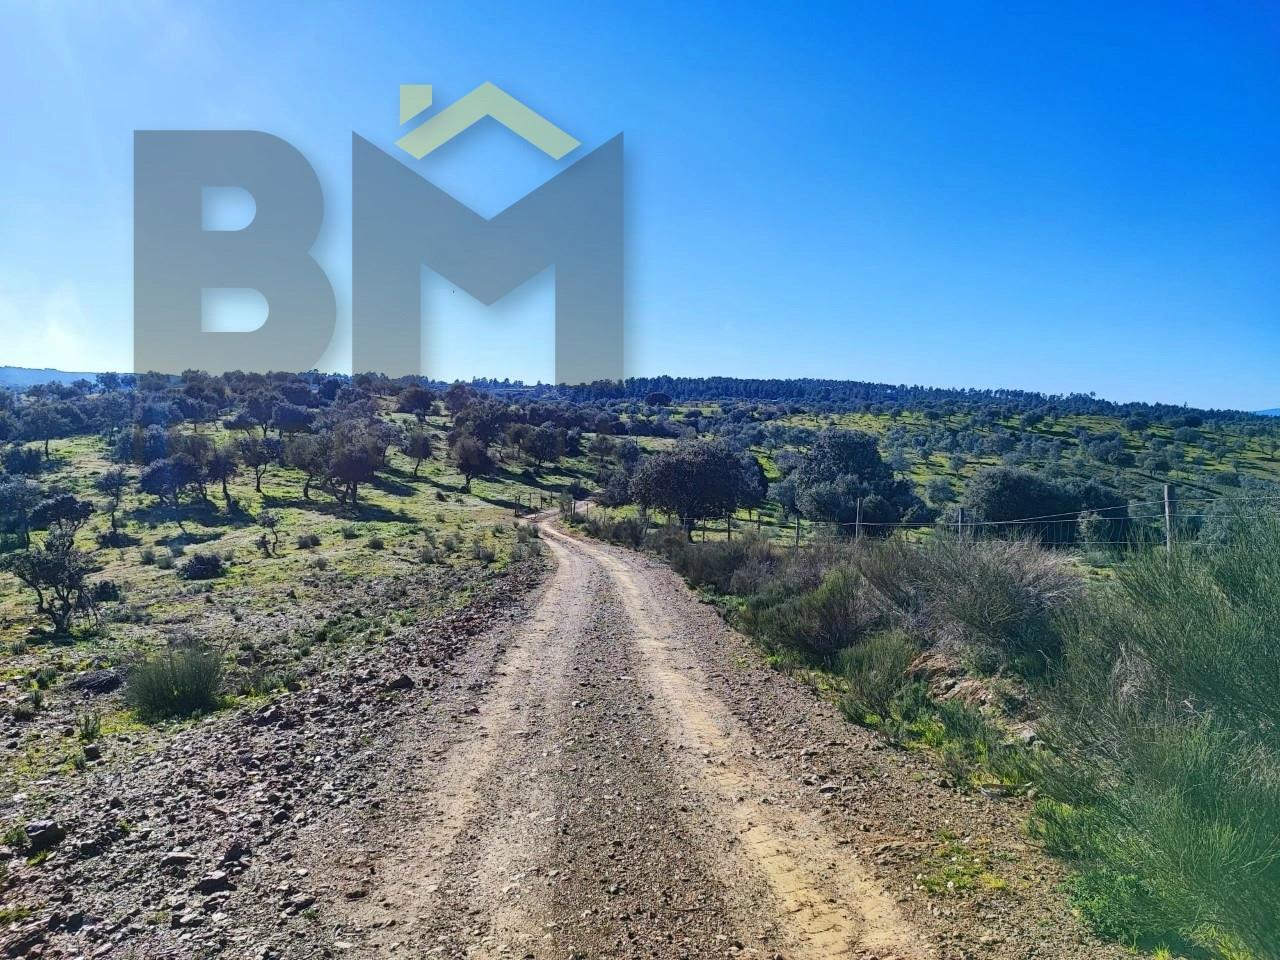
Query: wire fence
[[565, 491, 1280, 552]]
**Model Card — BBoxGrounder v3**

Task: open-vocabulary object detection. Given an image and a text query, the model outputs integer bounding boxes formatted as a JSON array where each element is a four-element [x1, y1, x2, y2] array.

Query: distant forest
[[468, 375, 1265, 425]]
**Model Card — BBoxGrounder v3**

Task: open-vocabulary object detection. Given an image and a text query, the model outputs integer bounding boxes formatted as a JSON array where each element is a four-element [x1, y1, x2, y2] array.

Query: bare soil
[[2, 521, 1117, 959]]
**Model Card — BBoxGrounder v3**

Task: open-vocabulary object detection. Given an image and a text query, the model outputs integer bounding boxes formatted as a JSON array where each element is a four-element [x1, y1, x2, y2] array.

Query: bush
[[583, 514, 648, 548], [126, 642, 224, 721], [1062, 869, 1171, 946], [838, 631, 916, 720], [177, 553, 224, 581], [91, 580, 122, 603], [657, 534, 775, 594], [469, 540, 496, 563], [851, 535, 1080, 674], [1033, 519, 1280, 956], [139, 546, 156, 566], [296, 533, 321, 550], [155, 552, 175, 570], [916, 536, 1080, 672], [745, 565, 884, 659], [76, 710, 102, 742], [341, 525, 359, 540], [367, 536, 385, 551], [512, 540, 543, 561]]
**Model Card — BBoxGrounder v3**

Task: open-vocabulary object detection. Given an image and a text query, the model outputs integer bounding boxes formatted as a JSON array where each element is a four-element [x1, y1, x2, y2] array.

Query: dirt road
[[319, 524, 1112, 960]]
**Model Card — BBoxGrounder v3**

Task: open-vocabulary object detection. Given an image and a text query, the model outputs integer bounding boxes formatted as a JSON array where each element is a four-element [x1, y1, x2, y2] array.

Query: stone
[[25, 819, 65, 853]]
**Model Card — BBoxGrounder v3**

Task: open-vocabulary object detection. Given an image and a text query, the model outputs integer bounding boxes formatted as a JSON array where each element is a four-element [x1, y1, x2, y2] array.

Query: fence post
[[794, 514, 801, 550], [1164, 483, 1175, 555], [726, 512, 732, 542], [956, 505, 965, 539], [855, 497, 863, 540]]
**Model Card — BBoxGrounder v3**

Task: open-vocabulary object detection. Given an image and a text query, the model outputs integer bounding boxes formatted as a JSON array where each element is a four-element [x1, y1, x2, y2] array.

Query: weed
[[126, 641, 224, 722], [76, 710, 102, 742], [838, 631, 916, 720]]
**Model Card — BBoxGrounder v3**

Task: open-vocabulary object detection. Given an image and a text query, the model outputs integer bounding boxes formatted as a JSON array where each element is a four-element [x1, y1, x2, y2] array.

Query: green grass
[[917, 836, 1008, 895]]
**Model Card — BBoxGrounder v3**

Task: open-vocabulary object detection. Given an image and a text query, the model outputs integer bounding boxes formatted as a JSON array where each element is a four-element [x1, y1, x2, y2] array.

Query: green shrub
[[367, 536, 385, 551], [177, 553, 224, 581], [917, 536, 1079, 672], [126, 642, 224, 721], [1028, 798, 1102, 859], [469, 540, 495, 563], [1035, 519, 1280, 957], [341, 525, 359, 540], [1062, 869, 1171, 945], [851, 534, 1080, 675], [139, 546, 156, 566], [76, 710, 102, 743], [155, 552, 175, 570], [838, 631, 916, 720], [296, 533, 321, 549], [745, 565, 885, 660], [658, 533, 776, 594], [583, 514, 648, 547]]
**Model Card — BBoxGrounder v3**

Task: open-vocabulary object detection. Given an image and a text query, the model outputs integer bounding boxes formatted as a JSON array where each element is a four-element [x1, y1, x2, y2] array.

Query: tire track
[[542, 526, 931, 960]]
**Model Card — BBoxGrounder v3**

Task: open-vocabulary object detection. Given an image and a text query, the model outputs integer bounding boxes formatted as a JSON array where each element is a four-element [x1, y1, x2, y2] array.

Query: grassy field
[[0, 411, 608, 789]]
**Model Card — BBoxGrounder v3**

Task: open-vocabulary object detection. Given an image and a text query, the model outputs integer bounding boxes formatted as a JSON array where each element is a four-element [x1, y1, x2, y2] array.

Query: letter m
[[351, 134, 623, 385]]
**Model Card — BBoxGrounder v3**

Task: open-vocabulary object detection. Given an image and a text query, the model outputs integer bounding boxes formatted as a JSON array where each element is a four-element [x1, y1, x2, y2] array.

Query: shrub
[[139, 546, 156, 565], [838, 631, 916, 720], [126, 642, 224, 721], [341, 525, 359, 540], [177, 553, 224, 581], [76, 710, 102, 743], [418, 546, 440, 564], [745, 565, 884, 659], [658, 534, 775, 594], [512, 541, 543, 561], [865, 535, 1080, 673], [583, 514, 648, 548], [1033, 519, 1280, 956], [1062, 869, 1171, 946], [296, 533, 321, 549], [91, 580, 122, 603], [469, 540, 496, 564], [367, 536, 385, 551], [155, 552, 175, 570]]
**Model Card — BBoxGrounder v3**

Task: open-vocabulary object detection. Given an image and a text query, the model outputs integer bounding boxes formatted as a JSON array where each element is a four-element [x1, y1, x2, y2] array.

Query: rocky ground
[[2, 522, 1118, 959]]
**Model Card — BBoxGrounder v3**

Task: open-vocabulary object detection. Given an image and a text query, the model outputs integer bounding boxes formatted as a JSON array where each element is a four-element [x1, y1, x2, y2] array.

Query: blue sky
[[1, 1, 1277, 409]]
